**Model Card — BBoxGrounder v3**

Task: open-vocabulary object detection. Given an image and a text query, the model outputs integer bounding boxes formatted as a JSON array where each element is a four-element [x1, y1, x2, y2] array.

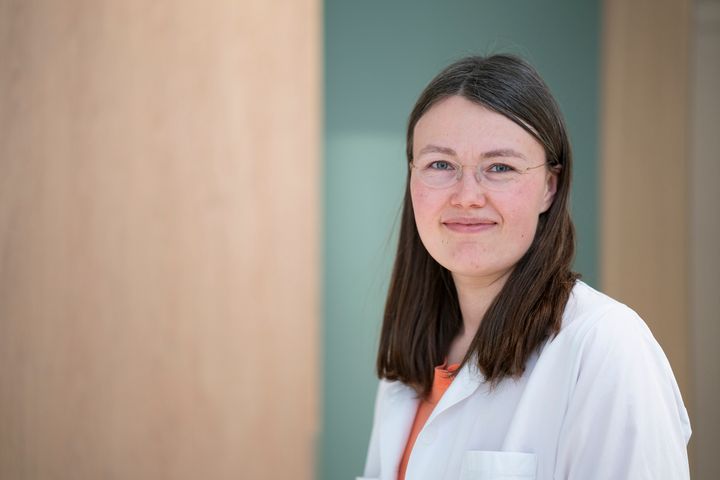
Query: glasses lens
[[414, 160, 538, 190], [416, 160, 457, 188]]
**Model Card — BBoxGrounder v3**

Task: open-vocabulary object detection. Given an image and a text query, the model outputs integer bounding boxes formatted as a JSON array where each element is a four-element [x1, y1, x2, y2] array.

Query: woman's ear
[[540, 167, 559, 213]]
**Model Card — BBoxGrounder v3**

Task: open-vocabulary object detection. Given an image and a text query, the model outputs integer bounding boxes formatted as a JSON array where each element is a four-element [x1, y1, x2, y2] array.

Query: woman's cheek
[[411, 186, 437, 223]]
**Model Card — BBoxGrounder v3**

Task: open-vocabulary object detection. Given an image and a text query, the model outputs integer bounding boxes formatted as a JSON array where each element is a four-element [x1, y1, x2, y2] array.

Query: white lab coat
[[358, 281, 691, 480]]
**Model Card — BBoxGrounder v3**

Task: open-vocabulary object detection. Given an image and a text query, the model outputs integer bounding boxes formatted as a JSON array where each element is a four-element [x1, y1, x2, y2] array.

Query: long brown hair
[[377, 54, 579, 395]]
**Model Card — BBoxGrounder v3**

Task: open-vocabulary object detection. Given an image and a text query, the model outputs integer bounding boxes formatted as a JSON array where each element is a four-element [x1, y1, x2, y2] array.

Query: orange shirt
[[397, 362, 460, 480]]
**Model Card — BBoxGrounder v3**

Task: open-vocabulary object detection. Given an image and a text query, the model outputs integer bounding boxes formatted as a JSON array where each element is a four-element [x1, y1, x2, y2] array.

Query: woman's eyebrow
[[481, 148, 528, 161], [418, 145, 528, 161], [417, 144, 457, 156]]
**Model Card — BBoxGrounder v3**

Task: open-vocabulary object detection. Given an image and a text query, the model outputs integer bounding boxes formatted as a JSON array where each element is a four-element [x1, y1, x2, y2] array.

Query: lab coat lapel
[[379, 381, 419, 480], [425, 360, 484, 427]]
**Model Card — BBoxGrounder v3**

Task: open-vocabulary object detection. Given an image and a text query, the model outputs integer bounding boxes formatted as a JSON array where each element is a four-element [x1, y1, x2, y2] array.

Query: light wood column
[[0, 1, 320, 479], [600, 0, 691, 398], [689, 1, 720, 478]]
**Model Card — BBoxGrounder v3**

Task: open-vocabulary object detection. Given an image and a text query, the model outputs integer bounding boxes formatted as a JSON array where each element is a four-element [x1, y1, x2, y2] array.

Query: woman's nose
[[450, 166, 487, 207]]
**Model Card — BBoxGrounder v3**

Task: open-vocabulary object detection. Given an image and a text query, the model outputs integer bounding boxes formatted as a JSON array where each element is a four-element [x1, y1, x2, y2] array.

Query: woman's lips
[[442, 220, 497, 233]]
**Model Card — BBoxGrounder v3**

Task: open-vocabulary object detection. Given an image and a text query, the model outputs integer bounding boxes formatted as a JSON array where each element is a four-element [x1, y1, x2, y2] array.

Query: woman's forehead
[[413, 96, 544, 160]]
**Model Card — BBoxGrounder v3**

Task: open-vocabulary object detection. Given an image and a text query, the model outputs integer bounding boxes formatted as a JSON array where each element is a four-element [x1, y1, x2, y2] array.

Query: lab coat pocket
[[459, 451, 537, 480]]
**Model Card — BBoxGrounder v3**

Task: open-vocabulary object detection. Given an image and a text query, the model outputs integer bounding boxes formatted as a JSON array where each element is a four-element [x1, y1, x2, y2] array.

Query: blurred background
[[0, 0, 717, 479]]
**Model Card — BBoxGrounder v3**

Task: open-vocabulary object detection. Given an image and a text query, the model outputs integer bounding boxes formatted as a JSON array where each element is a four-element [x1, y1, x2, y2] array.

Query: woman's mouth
[[442, 218, 497, 233]]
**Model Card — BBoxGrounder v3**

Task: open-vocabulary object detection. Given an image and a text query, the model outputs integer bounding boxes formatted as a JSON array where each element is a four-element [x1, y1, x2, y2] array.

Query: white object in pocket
[[459, 451, 537, 480]]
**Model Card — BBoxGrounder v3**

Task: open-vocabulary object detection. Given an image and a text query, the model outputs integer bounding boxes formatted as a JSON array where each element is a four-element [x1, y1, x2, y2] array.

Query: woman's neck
[[446, 270, 510, 364]]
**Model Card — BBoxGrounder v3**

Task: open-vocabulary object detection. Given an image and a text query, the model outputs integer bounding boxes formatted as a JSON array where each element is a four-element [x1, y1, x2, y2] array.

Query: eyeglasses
[[410, 159, 550, 190]]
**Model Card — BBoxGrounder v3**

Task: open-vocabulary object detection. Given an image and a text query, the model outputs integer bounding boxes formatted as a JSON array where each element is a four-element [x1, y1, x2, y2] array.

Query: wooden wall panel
[[0, 1, 320, 479], [690, 1, 720, 477], [601, 0, 691, 398]]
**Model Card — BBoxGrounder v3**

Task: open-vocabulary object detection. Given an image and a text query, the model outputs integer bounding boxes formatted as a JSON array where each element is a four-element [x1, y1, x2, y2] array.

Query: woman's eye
[[429, 160, 454, 170], [487, 163, 515, 173]]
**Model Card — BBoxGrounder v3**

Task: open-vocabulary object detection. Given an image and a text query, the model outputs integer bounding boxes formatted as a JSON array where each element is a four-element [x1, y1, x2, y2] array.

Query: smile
[[442, 219, 497, 233]]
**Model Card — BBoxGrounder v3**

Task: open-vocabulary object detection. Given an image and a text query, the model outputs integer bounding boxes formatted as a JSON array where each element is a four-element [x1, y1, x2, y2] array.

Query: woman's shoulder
[[553, 281, 685, 406], [559, 280, 650, 342], [550, 284, 692, 477], [550, 280, 678, 382]]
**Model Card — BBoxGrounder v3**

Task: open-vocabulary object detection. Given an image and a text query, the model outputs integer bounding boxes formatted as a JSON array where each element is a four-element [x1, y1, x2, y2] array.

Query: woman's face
[[410, 95, 557, 283]]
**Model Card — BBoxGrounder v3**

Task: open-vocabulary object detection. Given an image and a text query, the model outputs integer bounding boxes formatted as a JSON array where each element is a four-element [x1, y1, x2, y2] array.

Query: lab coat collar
[[425, 358, 485, 427], [378, 360, 485, 479]]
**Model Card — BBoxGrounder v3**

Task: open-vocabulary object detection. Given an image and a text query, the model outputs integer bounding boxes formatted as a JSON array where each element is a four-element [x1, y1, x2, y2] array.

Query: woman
[[358, 55, 691, 480]]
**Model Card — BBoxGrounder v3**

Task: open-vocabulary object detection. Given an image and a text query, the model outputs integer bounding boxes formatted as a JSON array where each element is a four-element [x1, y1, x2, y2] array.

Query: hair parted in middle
[[377, 54, 579, 396]]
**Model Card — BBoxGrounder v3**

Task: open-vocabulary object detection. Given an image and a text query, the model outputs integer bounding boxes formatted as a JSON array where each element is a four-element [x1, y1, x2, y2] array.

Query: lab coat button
[[421, 424, 437, 445]]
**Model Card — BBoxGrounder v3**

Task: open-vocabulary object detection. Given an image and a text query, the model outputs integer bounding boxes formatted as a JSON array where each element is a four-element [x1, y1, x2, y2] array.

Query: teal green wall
[[322, 1, 600, 478]]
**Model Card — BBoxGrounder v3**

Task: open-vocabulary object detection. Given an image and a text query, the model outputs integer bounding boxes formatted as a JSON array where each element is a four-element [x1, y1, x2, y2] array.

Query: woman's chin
[[444, 263, 514, 285]]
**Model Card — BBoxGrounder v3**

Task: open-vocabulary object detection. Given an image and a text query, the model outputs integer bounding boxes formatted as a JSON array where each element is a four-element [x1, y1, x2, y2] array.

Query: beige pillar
[[601, 0, 693, 472], [690, 1, 720, 478], [0, 2, 320, 479], [601, 0, 690, 392]]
